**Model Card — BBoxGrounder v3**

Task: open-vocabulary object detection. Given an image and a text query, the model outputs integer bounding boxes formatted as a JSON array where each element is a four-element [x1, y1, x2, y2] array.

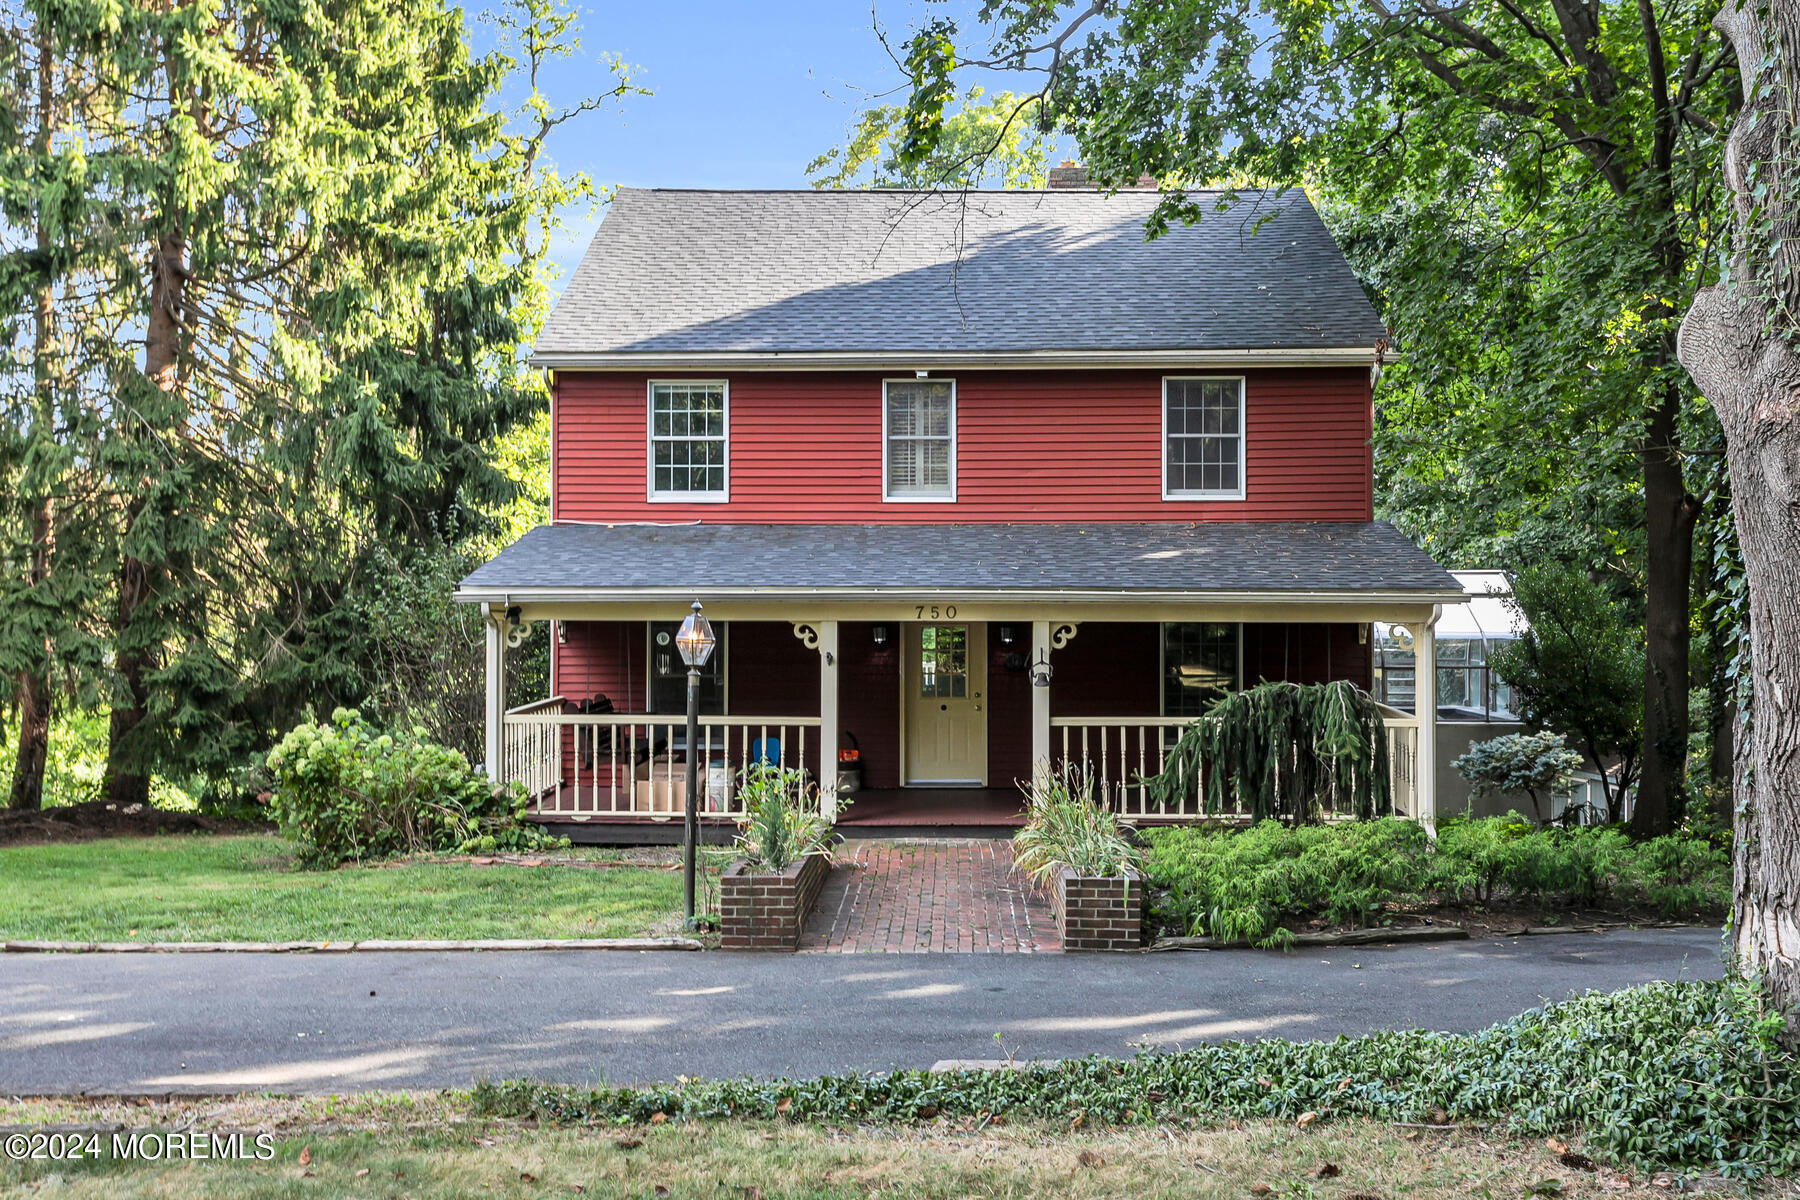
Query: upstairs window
[[884, 379, 955, 500], [1163, 377, 1245, 500], [648, 381, 728, 500]]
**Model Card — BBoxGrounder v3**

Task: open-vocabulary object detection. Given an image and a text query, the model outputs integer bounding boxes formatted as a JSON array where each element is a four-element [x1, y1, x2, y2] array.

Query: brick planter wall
[[1053, 867, 1143, 952], [718, 853, 829, 951]]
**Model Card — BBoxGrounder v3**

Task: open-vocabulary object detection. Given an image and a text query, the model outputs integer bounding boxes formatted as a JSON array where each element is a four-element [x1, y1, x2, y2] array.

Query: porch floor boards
[[836, 788, 1025, 831]]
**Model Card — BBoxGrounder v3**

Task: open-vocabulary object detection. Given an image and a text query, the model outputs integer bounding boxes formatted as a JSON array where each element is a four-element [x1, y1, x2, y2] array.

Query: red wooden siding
[[551, 369, 1372, 522]]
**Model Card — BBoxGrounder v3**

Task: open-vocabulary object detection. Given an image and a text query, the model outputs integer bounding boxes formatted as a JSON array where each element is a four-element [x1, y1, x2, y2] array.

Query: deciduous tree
[[1675, 0, 1800, 1027]]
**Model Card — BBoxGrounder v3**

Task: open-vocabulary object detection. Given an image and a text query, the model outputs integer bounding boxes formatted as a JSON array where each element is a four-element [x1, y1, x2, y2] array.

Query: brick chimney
[[1045, 160, 1158, 190]]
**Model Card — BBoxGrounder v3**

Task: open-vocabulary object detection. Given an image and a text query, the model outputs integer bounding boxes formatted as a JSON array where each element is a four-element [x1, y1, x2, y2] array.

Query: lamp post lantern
[[675, 601, 715, 926]]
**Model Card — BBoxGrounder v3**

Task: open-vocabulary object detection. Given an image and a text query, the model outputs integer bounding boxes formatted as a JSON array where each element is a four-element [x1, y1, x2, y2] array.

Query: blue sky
[[472, 1, 1018, 288]]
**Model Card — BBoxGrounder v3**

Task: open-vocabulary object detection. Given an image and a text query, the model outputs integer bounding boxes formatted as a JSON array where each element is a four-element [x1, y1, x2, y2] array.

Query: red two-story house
[[458, 183, 1464, 839]]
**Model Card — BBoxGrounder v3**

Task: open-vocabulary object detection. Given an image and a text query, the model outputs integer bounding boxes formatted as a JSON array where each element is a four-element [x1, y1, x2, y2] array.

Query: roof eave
[[456, 584, 1470, 607], [529, 347, 1386, 371]]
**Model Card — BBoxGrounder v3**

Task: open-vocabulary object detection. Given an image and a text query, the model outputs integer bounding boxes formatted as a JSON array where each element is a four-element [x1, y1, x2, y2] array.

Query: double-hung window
[[883, 379, 955, 500], [648, 381, 728, 500], [1163, 377, 1245, 500]]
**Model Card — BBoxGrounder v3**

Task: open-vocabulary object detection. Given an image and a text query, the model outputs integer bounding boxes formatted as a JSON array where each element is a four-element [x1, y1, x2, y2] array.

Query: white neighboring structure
[[1374, 570, 1522, 720]]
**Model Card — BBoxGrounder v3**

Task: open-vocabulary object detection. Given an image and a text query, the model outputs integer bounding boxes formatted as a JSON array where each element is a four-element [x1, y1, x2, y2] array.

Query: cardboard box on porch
[[633, 758, 730, 814]]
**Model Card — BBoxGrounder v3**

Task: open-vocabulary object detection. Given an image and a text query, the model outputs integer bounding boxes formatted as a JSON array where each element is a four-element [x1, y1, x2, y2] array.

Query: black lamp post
[[675, 600, 716, 926]]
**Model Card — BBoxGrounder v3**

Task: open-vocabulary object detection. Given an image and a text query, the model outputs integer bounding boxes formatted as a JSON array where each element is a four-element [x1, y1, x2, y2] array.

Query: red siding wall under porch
[[549, 619, 1372, 795], [551, 368, 1374, 523]]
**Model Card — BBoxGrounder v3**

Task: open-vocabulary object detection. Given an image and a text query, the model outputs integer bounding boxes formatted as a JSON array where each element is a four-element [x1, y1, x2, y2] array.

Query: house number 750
[[915, 604, 957, 620]]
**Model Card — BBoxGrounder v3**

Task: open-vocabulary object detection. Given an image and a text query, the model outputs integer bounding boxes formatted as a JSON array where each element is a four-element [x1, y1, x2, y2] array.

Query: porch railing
[[501, 699, 822, 821], [1051, 713, 1422, 822]]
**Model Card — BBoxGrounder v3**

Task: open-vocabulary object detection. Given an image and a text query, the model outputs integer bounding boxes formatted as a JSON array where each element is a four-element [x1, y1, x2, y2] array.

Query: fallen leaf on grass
[[650, 1112, 668, 1125], [1316, 1162, 1340, 1178], [520, 1172, 536, 1183], [1560, 1151, 1597, 1172], [1076, 1150, 1103, 1169], [1545, 1137, 1569, 1155], [775, 1097, 792, 1115], [1296, 1111, 1317, 1128], [1250, 1185, 1274, 1197], [615, 1138, 643, 1150], [354, 1168, 370, 1177], [297, 1146, 311, 1167]]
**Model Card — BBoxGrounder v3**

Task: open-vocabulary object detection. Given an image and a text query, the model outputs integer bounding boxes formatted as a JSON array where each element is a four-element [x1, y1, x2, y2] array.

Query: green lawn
[[0, 835, 688, 942], [0, 1093, 1648, 1199]]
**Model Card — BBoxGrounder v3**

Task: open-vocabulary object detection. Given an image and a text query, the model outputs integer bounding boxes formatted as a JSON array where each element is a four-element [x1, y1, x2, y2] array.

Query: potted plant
[[1013, 765, 1145, 951], [717, 762, 840, 950]]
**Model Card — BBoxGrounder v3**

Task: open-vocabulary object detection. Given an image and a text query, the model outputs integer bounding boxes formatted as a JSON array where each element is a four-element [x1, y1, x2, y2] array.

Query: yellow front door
[[903, 624, 987, 785]]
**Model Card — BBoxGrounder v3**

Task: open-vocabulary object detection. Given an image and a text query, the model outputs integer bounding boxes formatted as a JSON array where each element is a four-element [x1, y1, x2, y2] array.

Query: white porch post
[[1031, 619, 1051, 775], [482, 603, 506, 782], [817, 620, 839, 821], [1414, 606, 1442, 830]]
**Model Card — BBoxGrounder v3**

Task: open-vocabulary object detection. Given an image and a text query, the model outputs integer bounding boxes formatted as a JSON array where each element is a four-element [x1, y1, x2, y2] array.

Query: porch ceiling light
[[872, 624, 889, 648], [676, 601, 716, 667]]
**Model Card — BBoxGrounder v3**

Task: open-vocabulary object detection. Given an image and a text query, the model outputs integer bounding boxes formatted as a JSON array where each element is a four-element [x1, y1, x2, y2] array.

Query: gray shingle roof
[[459, 522, 1460, 597], [534, 189, 1386, 360]]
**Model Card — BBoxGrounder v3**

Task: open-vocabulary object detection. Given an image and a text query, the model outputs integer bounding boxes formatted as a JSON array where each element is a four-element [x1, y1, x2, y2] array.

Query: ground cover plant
[[0, 1094, 1691, 1199], [266, 708, 567, 866], [470, 980, 1796, 1181], [1140, 816, 1730, 946], [0, 836, 688, 942]]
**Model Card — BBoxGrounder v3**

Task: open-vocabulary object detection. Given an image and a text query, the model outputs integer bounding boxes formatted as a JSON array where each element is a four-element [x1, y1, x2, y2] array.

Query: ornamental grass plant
[[732, 762, 836, 872], [1011, 764, 1142, 886]]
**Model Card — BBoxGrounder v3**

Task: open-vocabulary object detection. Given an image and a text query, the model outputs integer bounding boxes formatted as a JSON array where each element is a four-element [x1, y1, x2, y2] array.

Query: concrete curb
[[2, 937, 703, 954]]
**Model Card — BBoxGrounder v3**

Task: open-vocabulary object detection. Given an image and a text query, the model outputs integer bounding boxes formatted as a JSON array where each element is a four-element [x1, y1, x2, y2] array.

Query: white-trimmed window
[[1163, 376, 1245, 500], [648, 381, 728, 500], [1161, 622, 1243, 718], [883, 379, 955, 501]]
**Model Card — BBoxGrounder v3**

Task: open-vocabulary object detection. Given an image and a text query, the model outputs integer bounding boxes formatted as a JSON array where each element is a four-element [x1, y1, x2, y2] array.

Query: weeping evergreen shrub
[[1142, 680, 1392, 823]]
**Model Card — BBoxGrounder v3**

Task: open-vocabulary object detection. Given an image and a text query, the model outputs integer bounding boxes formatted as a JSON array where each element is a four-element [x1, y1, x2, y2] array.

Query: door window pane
[[918, 625, 967, 698]]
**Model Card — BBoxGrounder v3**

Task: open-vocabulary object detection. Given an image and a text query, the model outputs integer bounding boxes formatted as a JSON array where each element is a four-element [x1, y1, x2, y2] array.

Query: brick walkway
[[799, 839, 1060, 953]]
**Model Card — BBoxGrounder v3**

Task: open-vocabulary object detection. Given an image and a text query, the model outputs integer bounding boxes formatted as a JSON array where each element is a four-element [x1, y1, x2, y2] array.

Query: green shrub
[[1011, 765, 1142, 884], [1451, 731, 1585, 825], [1141, 818, 1428, 946], [471, 978, 1799, 1179], [265, 708, 566, 866], [1142, 815, 1729, 943], [732, 762, 835, 872], [1634, 834, 1732, 918]]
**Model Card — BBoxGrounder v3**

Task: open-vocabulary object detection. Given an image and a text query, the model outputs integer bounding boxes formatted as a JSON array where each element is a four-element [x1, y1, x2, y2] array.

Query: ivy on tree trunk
[[1677, 0, 1800, 1029]]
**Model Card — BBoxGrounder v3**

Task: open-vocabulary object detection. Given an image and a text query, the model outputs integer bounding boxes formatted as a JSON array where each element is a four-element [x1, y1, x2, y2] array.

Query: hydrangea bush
[[266, 708, 566, 865]]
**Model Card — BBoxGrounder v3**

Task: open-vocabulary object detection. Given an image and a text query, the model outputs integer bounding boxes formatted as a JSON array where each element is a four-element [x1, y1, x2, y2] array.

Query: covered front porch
[[458, 522, 1466, 835]]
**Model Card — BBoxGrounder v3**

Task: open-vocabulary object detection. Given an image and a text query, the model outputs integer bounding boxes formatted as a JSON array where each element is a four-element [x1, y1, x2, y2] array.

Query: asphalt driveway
[[0, 928, 1722, 1094]]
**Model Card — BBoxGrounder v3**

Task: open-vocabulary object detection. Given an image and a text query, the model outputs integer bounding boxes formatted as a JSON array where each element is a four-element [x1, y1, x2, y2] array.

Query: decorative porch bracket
[[791, 621, 838, 820], [1027, 621, 1081, 774]]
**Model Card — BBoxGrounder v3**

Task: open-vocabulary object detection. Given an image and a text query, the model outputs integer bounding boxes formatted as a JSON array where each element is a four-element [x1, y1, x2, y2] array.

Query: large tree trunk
[[1632, 382, 1699, 837], [7, 499, 52, 812], [11, 31, 57, 813], [105, 225, 184, 810], [1678, 0, 1800, 1029]]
